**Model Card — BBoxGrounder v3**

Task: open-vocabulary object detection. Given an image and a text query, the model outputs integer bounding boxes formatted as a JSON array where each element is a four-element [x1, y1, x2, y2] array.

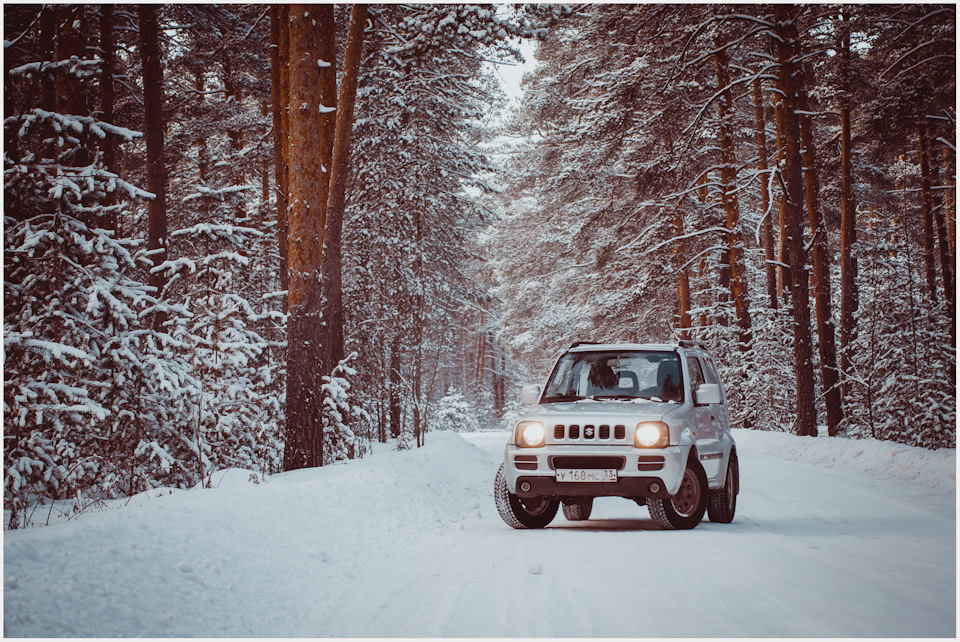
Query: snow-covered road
[[4, 429, 955, 637]]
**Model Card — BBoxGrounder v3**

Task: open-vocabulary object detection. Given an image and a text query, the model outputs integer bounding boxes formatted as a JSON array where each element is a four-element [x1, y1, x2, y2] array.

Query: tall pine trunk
[[270, 5, 289, 314], [796, 64, 843, 435], [99, 4, 118, 232], [714, 44, 752, 348], [138, 5, 168, 327], [283, 5, 338, 470], [319, 3, 368, 380], [918, 115, 938, 304], [753, 76, 777, 310], [838, 14, 858, 400], [773, 4, 818, 438], [926, 121, 955, 345], [674, 203, 692, 336], [943, 147, 955, 255]]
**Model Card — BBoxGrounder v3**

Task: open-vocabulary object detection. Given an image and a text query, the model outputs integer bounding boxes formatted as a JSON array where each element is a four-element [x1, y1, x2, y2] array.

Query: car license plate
[[555, 469, 617, 483]]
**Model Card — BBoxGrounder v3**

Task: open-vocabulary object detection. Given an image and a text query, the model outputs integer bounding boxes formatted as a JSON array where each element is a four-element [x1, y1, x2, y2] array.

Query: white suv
[[495, 341, 739, 530]]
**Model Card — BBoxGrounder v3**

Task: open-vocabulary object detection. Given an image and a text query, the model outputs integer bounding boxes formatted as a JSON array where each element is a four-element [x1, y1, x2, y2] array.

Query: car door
[[687, 355, 723, 481]]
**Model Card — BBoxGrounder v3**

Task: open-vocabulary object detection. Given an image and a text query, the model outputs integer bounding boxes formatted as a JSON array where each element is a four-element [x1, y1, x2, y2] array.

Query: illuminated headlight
[[515, 421, 546, 448], [634, 422, 669, 448]]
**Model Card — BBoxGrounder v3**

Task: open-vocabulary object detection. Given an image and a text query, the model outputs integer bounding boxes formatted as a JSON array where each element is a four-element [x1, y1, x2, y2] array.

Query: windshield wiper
[[541, 394, 585, 403], [591, 394, 640, 401]]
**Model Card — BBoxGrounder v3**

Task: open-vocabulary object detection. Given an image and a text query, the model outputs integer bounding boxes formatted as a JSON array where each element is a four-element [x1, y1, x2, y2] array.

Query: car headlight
[[515, 421, 546, 448], [634, 422, 669, 448]]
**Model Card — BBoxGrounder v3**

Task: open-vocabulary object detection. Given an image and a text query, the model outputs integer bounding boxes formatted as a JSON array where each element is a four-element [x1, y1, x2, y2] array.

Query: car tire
[[494, 464, 558, 529], [561, 498, 593, 521], [647, 454, 708, 530], [707, 451, 738, 523]]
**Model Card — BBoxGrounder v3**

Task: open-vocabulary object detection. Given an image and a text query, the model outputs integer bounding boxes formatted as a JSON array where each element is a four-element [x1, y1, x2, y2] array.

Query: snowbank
[[4, 430, 955, 637], [733, 428, 956, 493], [3, 432, 494, 637]]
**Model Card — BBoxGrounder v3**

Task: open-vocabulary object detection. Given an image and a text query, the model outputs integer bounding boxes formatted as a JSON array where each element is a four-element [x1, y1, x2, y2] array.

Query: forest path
[[308, 432, 955, 637], [4, 431, 954, 637]]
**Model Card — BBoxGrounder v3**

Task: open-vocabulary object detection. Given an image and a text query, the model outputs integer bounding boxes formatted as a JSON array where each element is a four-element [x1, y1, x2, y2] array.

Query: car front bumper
[[504, 443, 689, 499]]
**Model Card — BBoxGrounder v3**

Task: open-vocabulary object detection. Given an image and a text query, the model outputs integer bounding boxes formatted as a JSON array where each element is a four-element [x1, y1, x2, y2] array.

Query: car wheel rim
[[727, 460, 737, 512], [672, 468, 701, 517], [521, 497, 550, 516]]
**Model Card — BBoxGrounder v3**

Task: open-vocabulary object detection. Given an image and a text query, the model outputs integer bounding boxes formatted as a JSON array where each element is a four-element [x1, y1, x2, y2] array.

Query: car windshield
[[541, 350, 683, 403]]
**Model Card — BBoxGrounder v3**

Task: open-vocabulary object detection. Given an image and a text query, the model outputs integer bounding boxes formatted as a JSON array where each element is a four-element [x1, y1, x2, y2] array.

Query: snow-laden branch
[[886, 7, 955, 50], [643, 226, 734, 256], [879, 38, 953, 80]]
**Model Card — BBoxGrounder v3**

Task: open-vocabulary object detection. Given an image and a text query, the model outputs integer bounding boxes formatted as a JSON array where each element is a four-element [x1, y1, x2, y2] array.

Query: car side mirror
[[520, 385, 541, 405], [695, 383, 722, 406]]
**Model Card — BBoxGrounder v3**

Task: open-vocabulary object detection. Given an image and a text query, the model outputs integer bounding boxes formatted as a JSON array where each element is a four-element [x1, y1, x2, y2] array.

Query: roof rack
[[678, 339, 707, 349], [569, 341, 602, 349]]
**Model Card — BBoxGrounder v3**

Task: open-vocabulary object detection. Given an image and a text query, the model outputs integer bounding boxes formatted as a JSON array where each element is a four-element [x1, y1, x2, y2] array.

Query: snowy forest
[[3, 4, 956, 529]]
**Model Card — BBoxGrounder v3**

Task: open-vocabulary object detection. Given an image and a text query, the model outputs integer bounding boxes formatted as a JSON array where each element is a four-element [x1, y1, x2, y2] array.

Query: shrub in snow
[[161, 188, 285, 481], [430, 388, 481, 433], [321, 353, 368, 463], [3, 108, 201, 527], [842, 230, 956, 449]]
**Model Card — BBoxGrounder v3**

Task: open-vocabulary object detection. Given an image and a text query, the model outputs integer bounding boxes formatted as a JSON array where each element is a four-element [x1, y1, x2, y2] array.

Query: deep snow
[[3, 429, 956, 637]]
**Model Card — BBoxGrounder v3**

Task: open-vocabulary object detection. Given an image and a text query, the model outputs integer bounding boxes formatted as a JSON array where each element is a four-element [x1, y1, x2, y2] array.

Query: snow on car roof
[[567, 343, 683, 352]]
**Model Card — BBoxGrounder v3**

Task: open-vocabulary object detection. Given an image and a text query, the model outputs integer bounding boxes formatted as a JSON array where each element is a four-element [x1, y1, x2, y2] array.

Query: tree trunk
[[56, 5, 86, 117], [99, 4, 118, 232], [796, 62, 843, 436], [773, 5, 818, 438], [283, 4, 339, 471], [476, 308, 487, 384], [412, 206, 425, 448], [943, 147, 955, 255], [270, 5, 289, 313], [714, 43, 752, 348], [674, 204, 692, 336], [389, 337, 402, 439], [838, 15, 858, 400], [918, 115, 938, 303], [138, 5, 168, 327], [927, 122, 955, 345], [319, 3, 368, 379], [753, 76, 777, 310], [38, 6, 57, 113]]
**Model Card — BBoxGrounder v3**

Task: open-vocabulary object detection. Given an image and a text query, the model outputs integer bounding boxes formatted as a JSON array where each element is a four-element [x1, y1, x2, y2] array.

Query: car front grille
[[549, 455, 626, 471], [552, 423, 630, 444]]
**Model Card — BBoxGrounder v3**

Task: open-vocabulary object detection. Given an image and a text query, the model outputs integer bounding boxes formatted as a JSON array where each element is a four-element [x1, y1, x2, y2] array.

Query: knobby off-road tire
[[648, 455, 708, 530], [494, 464, 559, 529], [561, 498, 594, 521], [707, 451, 738, 523]]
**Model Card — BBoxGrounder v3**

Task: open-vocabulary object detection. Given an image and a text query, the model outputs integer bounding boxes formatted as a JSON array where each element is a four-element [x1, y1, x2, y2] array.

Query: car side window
[[701, 357, 726, 404], [702, 357, 721, 385], [686, 356, 705, 391]]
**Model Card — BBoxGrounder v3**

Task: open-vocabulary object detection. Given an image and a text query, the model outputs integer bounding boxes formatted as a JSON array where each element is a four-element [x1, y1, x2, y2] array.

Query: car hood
[[522, 399, 677, 424]]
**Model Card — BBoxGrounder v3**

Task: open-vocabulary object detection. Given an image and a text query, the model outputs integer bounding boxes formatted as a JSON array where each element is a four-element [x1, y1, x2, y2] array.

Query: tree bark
[[753, 76, 777, 310], [714, 43, 752, 348], [319, 3, 368, 379], [38, 6, 57, 113], [918, 115, 938, 303], [943, 147, 955, 255], [674, 204, 692, 336], [773, 5, 818, 438], [838, 14, 858, 400], [283, 4, 339, 470], [773, 113, 791, 305], [270, 5, 289, 313], [56, 5, 86, 117], [927, 122, 955, 344], [796, 62, 843, 436], [138, 5, 168, 326], [389, 337, 402, 439], [99, 4, 118, 232]]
